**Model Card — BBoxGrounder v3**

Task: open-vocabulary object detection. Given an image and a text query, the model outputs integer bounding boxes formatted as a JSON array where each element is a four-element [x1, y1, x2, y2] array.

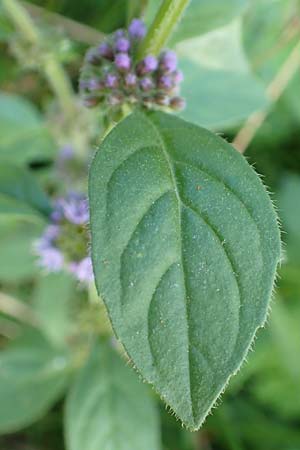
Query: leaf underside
[[89, 111, 281, 429]]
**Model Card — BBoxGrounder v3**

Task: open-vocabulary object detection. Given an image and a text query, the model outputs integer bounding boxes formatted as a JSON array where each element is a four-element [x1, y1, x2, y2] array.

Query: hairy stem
[[233, 38, 300, 154], [2, 0, 38, 44], [43, 55, 75, 117], [3, 0, 75, 117], [0, 292, 39, 328], [138, 0, 190, 58]]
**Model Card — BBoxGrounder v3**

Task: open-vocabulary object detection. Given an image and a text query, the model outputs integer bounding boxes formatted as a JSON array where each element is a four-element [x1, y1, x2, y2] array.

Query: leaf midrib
[[145, 115, 196, 422]]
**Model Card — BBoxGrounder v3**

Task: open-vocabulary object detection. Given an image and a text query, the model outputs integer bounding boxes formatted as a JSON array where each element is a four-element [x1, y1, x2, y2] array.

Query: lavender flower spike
[[128, 18, 146, 40]]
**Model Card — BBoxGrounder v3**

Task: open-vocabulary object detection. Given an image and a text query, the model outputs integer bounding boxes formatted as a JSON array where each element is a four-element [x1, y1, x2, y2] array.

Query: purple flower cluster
[[80, 18, 185, 113], [34, 193, 93, 284]]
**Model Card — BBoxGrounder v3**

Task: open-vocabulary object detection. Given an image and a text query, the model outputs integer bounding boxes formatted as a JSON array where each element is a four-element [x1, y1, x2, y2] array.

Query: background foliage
[[0, 0, 300, 449]]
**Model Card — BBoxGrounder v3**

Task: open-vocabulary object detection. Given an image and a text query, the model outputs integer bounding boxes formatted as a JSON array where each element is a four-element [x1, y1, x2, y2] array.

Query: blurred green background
[[0, 0, 300, 449]]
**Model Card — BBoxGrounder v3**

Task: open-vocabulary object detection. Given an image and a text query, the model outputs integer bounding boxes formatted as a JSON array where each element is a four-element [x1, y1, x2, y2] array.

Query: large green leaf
[[65, 340, 160, 450], [145, 0, 249, 43], [0, 163, 51, 219], [176, 20, 268, 129], [89, 111, 280, 429], [0, 221, 43, 282], [0, 330, 70, 434], [0, 93, 55, 165]]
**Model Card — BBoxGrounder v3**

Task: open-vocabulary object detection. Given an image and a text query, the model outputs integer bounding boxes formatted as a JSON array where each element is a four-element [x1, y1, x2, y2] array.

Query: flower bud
[[128, 18, 146, 40], [137, 55, 158, 75], [98, 42, 114, 60], [115, 37, 130, 53], [154, 93, 170, 106], [170, 96, 186, 110], [173, 69, 184, 84], [105, 73, 119, 88], [158, 75, 173, 90], [140, 77, 154, 91], [125, 72, 137, 88], [82, 95, 100, 108], [85, 48, 101, 65], [115, 53, 131, 71], [88, 78, 103, 91], [160, 50, 177, 73]]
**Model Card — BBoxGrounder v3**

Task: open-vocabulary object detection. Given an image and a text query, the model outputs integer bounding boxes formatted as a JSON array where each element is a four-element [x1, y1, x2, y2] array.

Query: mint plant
[[3, 0, 300, 448]]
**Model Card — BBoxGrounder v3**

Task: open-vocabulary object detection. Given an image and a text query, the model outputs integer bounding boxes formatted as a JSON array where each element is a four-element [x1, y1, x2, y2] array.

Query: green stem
[[2, 0, 39, 44], [138, 0, 190, 58], [126, 0, 142, 25], [43, 55, 75, 117], [2, 0, 75, 117]]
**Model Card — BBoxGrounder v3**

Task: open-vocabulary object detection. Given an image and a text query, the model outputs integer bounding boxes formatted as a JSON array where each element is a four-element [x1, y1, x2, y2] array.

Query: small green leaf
[[0, 163, 51, 218], [145, 0, 249, 43], [0, 330, 70, 434], [89, 111, 280, 429], [0, 93, 55, 165], [176, 20, 268, 129], [65, 340, 161, 450], [179, 58, 268, 129], [0, 193, 40, 220], [0, 221, 43, 282], [33, 272, 76, 345]]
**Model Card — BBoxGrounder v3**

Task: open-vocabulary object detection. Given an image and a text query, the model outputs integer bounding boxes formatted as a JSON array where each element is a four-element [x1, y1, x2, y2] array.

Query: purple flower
[[158, 75, 173, 90], [43, 224, 60, 241], [50, 199, 64, 223], [38, 247, 64, 272], [61, 193, 89, 225], [137, 55, 158, 75], [125, 72, 137, 87], [115, 53, 131, 71], [114, 29, 125, 39], [115, 37, 130, 52], [97, 42, 114, 60], [88, 78, 102, 91], [59, 145, 74, 161], [140, 77, 154, 91], [34, 192, 93, 284], [85, 48, 100, 65], [105, 73, 119, 88], [69, 257, 94, 283], [160, 50, 177, 73], [128, 18, 146, 40]]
